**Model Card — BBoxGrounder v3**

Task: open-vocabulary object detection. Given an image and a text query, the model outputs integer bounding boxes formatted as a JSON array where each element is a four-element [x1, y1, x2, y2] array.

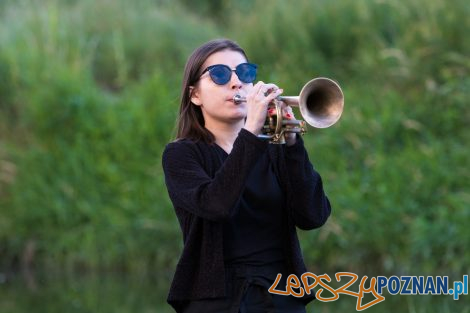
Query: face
[[190, 49, 253, 127]]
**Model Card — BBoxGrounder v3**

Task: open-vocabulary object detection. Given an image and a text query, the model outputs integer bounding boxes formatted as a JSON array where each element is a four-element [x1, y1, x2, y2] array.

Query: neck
[[205, 119, 244, 154]]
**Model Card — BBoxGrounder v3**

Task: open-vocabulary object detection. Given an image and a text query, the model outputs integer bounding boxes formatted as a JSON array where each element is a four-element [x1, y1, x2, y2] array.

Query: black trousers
[[183, 263, 311, 313]]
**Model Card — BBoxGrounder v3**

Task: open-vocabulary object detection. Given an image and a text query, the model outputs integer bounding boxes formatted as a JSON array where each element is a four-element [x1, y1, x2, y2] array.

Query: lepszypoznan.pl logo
[[269, 272, 468, 311]]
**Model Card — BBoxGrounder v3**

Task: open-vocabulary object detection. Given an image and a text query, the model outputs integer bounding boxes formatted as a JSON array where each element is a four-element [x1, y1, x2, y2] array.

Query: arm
[[284, 136, 331, 230], [162, 129, 268, 222]]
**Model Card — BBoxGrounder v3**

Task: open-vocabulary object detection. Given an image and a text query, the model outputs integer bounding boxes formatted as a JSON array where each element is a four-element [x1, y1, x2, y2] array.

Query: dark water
[[0, 271, 468, 313], [0, 270, 173, 313]]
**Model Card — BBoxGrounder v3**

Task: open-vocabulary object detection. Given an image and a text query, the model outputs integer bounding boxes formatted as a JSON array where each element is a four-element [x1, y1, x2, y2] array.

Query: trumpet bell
[[299, 77, 344, 128]]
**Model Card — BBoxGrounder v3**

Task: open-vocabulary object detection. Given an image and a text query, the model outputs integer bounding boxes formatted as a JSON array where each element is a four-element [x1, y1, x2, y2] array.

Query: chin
[[226, 113, 246, 123], [229, 108, 246, 118]]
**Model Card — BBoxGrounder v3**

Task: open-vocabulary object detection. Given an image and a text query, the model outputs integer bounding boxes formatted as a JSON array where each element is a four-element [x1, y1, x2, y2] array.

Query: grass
[[0, 0, 469, 279]]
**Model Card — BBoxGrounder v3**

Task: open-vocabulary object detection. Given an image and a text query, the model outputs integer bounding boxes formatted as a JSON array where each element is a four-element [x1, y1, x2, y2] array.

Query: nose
[[229, 71, 243, 90]]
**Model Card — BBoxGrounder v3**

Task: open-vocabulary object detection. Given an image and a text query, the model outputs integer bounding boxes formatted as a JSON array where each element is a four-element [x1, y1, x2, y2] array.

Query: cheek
[[197, 83, 217, 101], [200, 87, 224, 107], [206, 85, 227, 100]]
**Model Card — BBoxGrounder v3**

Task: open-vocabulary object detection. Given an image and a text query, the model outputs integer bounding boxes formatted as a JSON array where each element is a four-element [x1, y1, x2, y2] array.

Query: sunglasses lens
[[204, 63, 257, 85], [208, 65, 232, 85], [236, 63, 257, 83]]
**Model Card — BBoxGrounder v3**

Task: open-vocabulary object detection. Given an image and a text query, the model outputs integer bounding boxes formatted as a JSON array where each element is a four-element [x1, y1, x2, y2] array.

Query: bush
[[0, 0, 468, 276]]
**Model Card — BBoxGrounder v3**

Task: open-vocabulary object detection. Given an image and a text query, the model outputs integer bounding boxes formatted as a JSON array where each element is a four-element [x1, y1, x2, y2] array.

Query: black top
[[220, 146, 285, 265], [162, 129, 331, 312]]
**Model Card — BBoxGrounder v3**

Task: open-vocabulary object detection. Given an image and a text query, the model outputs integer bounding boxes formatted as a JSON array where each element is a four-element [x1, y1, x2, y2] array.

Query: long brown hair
[[176, 39, 248, 143]]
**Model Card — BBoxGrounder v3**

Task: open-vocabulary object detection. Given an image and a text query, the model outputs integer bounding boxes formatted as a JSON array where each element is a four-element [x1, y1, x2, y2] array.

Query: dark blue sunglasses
[[201, 63, 257, 85]]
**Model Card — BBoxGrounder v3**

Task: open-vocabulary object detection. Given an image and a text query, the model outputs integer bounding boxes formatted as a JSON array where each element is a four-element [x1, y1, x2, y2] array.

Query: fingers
[[251, 82, 281, 99], [259, 83, 280, 97], [244, 82, 284, 135], [265, 88, 283, 103], [267, 102, 296, 120], [283, 105, 294, 120], [268, 108, 294, 119]]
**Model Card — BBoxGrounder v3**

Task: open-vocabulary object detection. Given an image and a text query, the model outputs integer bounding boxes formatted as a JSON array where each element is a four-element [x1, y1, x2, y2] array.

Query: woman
[[162, 38, 332, 313]]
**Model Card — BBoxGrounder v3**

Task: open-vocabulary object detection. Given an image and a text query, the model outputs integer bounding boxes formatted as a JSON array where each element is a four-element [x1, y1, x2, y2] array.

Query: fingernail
[[286, 113, 292, 118]]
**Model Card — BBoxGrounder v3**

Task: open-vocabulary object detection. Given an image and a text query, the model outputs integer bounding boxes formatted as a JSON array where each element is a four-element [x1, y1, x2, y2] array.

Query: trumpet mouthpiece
[[233, 94, 245, 104]]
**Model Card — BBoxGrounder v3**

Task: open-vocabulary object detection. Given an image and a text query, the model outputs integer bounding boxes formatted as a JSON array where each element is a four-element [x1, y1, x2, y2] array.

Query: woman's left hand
[[267, 102, 297, 146]]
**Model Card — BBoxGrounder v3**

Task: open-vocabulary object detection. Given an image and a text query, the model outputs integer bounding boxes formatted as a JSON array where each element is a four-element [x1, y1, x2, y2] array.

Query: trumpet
[[234, 77, 344, 144]]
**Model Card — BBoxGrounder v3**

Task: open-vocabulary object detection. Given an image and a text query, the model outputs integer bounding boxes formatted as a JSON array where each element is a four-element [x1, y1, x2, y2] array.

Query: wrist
[[243, 123, 261, 136]]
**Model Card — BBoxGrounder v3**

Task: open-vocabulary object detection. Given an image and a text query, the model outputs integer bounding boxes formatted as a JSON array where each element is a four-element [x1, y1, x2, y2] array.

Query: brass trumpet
[[234, 77, 344, 144]]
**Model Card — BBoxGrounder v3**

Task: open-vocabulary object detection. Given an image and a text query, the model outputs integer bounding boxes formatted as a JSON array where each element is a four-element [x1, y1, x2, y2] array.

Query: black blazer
[[162, 129, 331, 312]]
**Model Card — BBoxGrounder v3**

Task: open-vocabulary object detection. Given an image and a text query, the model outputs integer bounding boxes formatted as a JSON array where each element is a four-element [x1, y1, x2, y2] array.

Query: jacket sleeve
[[162, 129, 268, 222], [283, 136, 332, 230]]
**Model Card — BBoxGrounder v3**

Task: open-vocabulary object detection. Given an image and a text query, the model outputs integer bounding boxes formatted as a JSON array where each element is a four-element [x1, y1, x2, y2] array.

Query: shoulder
[[162, 138, 212, 166], [163, 138, 196, 159], [164, 138, 196, 151], [163, 138, 212, 153]]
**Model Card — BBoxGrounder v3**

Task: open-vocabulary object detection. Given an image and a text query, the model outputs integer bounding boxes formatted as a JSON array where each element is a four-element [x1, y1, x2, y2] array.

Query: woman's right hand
[[243, 81, 283, 135]]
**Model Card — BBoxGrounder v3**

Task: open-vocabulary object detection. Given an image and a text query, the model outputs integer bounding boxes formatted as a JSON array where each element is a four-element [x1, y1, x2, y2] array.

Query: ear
[[189, 86, 202, 106]]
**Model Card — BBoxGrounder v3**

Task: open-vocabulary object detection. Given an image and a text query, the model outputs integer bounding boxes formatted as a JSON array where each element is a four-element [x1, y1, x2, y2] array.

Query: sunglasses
[[200, 63, 257, 85]]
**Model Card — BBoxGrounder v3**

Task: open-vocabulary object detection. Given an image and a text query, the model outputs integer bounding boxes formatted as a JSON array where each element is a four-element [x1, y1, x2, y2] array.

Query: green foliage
[[0, 0, 468, 278], [0, 0, 216, 271], [229, 0, 469, 275]]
